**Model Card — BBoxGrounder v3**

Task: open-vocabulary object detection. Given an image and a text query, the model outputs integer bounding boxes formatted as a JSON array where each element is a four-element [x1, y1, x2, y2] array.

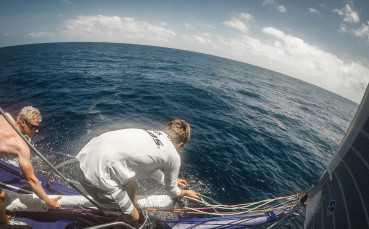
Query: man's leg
[[113, 180, 140, 228], [115, 207, 139, 229], [124, 180, 138, 208], [0, 188, 7, 224], [78, 171, 140, 228]]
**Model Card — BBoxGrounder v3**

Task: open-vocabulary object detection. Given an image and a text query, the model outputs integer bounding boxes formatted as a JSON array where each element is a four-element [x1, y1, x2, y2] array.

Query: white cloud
[[184, 23, 215, 30], [63, 15, 176, 42], [199, 24, 216, 29], [240, 13, 254, 21], [339, 23, 348, 32], [333, 4, 369, 44], [262, 0, 286, 13], [262, 0, 274, 6], [182, 34, 213, 45], [191, 26, 368, 102], [184, 24, 193, 29], [308, 8, 319, 14], [224, 18, 248, 33], [334, 4, 359, 23], [278, 5, 287, 13], [258, 27, 369, 101], [223, 13, 253, 33], [354, 21, 369, 42], [28, 32, 53, 38]]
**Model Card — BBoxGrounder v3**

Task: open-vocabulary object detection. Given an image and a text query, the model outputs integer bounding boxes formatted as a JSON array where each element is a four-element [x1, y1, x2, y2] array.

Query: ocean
[[0, 42, 358, 228]]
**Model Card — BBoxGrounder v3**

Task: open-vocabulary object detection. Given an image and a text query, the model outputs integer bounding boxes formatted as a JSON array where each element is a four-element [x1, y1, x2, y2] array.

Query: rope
[[159, 193, 304, 229], [46, 158, 79, 187], [265, 204, 303, 229], [0, 107, 104, 214], [264, 189, 309, 229], [166, 194, 298, 216]]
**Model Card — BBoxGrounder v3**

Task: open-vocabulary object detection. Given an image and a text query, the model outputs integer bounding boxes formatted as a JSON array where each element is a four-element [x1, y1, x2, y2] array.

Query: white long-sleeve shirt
[[76, 129, 181, 199]]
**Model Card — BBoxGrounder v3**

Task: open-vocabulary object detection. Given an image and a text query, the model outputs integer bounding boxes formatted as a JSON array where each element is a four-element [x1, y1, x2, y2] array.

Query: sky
[[1, 0, 369, 103]]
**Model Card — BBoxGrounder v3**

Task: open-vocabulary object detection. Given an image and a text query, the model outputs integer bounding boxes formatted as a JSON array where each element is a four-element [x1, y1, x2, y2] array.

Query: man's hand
[[46, 196, 62, 208], [177, 179, 188, 189], [181, 190, 200, 199], [19, 159, 62, 209]]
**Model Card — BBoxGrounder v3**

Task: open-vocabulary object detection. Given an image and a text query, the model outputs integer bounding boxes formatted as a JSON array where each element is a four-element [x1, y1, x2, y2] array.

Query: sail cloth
[[305, 84, 369, 229], [165, 207, 301, 229]]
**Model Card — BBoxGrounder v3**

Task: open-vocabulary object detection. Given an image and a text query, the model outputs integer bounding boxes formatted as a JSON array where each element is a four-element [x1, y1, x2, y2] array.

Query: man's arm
[[18, 153, 61, 208], [164, 154, 200, 199]]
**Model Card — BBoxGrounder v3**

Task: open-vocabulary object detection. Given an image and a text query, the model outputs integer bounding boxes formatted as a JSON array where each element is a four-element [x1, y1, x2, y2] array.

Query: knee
[[0, 191, 5, 199]]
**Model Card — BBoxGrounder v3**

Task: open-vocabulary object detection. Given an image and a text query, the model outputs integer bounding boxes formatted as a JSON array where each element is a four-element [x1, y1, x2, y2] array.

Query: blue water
[[0, 43, 358, 228]]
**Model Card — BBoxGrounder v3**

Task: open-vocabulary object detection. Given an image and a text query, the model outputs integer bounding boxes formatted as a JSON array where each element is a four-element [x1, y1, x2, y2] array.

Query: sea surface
[[0, 43, 359, 228]]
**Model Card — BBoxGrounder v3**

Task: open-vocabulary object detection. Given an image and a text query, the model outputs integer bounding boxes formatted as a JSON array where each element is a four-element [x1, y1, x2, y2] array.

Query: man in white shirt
[[77, 119, 200, 228]]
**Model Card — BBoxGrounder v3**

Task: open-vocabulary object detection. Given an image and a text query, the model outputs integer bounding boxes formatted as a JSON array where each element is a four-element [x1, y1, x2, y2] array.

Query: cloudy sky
[[1, 0, 369, 103]]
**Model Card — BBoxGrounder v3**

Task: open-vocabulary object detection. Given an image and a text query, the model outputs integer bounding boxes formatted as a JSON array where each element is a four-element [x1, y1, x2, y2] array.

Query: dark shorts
[[0, 187, 2, 194]]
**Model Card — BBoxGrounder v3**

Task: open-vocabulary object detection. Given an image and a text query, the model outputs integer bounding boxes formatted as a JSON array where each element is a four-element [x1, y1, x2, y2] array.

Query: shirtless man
[[0, 106, 61, 224], [77, 119, 200, 228]]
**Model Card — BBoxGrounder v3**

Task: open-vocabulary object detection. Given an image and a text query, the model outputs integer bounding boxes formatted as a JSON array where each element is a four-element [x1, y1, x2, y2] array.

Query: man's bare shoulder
[[0, 112, 16, 124], [0, 112, 17, 136], [0, 113, 29, 157]]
